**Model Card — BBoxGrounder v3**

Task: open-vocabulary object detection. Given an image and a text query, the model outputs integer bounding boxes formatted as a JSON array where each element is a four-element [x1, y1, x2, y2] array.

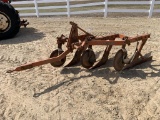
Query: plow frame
[[7, 21, 152, 73]]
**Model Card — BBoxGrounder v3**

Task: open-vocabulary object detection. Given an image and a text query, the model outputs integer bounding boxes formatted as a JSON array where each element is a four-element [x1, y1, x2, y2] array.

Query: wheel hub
[[0, 13, 10, 32]]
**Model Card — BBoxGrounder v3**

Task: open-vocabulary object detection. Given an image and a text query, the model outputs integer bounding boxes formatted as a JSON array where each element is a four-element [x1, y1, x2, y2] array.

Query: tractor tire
[[0, 1, 20, 40]]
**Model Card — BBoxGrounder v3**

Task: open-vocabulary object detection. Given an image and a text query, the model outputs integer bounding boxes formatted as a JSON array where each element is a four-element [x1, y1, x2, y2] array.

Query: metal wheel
[[0, 12, 10, 32], [81, 49, 96, 69], [113, 49, 127, 71], [50, 49, 66, 67]]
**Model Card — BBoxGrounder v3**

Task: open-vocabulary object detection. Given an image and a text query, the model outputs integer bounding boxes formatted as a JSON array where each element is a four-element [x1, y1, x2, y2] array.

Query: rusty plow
[[7, 21, 152, 73]]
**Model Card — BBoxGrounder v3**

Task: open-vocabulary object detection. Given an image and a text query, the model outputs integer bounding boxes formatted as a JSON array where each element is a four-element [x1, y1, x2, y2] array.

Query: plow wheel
[[81, 49, 96, 69], [49, 49, 66, 67], [113, 49, 127, 71]]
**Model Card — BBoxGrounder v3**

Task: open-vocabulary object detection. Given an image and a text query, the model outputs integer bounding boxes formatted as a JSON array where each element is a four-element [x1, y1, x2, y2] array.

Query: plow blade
[[65, 49, 82, 67], [123, 56, 152, 70], [90, 45, 113, 69]]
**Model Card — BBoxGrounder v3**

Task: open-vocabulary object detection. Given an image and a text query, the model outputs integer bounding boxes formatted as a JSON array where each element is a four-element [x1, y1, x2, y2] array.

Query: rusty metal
[[113, 49, 127, 71], [7, 50, 71, 73], [7, 21, 152, 73], [65, 49, 82, 67], [81, 48, 96, 68], [90, 45, 113, 69], [49, 49, 66, 67]]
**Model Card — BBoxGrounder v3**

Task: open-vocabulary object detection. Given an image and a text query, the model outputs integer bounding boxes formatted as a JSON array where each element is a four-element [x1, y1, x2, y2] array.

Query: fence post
[[149, 0, 155, 18], [66, 0, 70, 17], [34, 0, 39, 17], [104, 0, 108, 18]]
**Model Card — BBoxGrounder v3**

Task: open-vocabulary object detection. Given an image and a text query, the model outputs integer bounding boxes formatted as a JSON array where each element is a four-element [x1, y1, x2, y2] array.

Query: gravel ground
[[0, 17, 160, 120]]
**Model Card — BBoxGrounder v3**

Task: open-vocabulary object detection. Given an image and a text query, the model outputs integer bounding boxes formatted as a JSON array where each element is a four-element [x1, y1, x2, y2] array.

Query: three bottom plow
[[7, 22, 152, 73]]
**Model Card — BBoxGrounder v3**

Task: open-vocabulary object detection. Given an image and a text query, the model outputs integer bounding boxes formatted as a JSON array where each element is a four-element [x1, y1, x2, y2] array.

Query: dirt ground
[[0, 17, 160, 120]]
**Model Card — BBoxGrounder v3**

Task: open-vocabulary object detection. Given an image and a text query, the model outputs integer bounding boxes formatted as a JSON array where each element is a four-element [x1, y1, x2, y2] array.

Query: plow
[[7, 22, 152, 73]]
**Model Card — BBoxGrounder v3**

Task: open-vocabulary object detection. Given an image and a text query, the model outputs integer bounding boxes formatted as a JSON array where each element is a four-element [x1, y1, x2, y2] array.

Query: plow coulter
[[7, 22, 152, 73]]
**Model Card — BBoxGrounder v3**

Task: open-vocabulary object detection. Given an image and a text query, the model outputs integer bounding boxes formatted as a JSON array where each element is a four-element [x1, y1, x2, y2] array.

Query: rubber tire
[[0, 1, 20, 40]]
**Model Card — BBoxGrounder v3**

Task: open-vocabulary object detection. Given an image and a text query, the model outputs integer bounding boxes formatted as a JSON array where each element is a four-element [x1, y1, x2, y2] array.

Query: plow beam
[[87, 34, 150, 46], [7, 50, 70, 73]]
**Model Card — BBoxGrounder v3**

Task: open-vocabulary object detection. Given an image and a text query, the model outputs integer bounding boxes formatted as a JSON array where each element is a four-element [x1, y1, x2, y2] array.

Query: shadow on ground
[[33, 59, 160, 98], [0, 27, 45, 44], [61, 60, 159, 84]]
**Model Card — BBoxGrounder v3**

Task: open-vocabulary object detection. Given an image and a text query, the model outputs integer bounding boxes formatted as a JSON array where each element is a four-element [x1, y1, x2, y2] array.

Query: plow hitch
[[7, 21, 152, 73]]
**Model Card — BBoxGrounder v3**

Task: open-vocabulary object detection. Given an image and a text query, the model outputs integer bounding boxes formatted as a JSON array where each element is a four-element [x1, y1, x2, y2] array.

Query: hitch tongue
[[6, 70, 14, 73], [7, 63, 34, 73]]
